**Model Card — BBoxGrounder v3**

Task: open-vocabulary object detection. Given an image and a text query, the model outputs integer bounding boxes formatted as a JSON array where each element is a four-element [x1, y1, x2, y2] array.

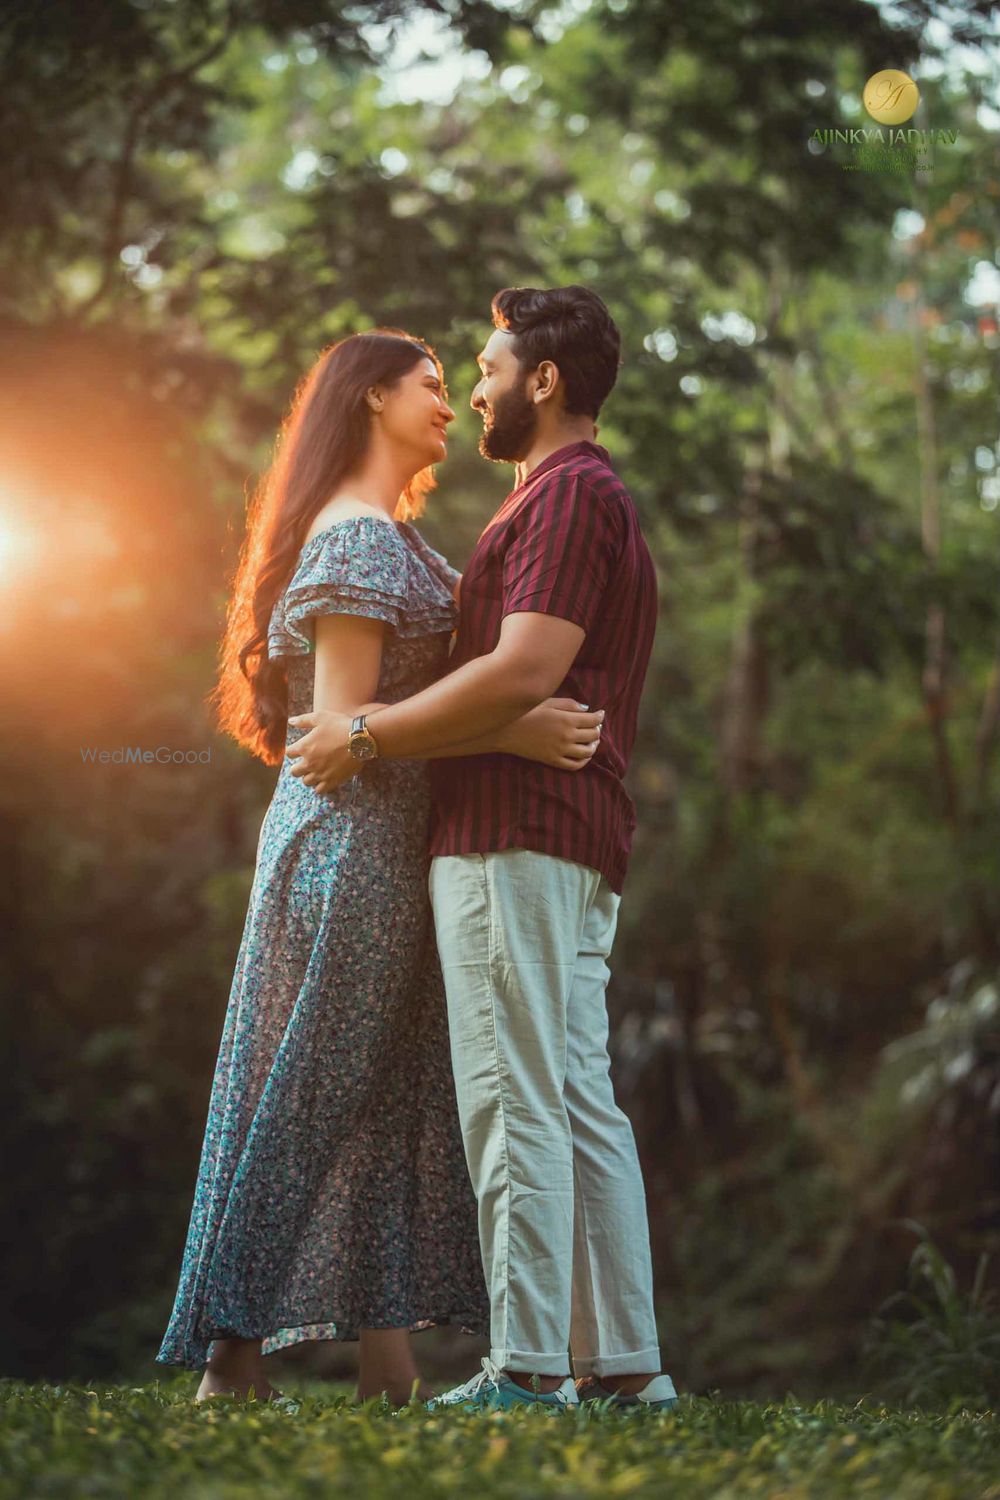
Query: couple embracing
[[156, 284, 677, 1416]]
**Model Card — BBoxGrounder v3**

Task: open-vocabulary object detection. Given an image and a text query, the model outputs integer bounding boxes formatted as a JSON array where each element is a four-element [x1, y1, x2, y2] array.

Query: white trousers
[[428, 848, 663, 1377]]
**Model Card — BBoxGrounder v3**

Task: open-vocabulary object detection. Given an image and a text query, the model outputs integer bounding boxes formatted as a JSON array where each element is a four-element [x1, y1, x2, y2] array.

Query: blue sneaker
[[425, 1356, 579, 1414], [575, 1373, 678, 1411]]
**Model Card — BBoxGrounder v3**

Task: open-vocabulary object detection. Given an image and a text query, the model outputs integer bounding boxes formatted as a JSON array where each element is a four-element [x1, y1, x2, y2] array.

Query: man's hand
[[286, 709, 356, 792]]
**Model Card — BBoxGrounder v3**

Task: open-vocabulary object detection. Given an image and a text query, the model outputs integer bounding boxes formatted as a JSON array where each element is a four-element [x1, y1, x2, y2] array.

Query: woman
[[155, 329, 603, 1405]]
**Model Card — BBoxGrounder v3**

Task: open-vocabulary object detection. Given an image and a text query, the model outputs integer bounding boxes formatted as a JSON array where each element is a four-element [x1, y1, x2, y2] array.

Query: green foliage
[[2, 1381, 999, 1499], [862, 970, 1000, 1152], [865, 1227, 1000, 1410]]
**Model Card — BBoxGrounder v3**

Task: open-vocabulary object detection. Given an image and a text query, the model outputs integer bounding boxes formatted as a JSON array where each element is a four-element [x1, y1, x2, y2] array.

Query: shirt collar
[[511, 439, 611, 493]]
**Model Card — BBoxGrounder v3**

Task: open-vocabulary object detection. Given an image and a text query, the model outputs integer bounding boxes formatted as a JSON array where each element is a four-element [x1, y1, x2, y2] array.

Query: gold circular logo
[[862, 70, 920, 124]]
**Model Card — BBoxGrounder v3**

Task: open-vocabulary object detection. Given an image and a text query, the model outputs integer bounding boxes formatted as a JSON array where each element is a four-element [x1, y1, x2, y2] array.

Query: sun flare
[[0, 503, 39, 580]]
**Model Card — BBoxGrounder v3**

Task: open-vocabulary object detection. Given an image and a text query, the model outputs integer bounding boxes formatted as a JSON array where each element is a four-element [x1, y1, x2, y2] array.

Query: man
[[288, 285, 677, 1414]]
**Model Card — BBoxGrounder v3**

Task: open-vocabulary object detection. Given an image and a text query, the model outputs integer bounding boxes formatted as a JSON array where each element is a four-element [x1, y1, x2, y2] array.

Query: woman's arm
[[311, 615, 385, 714]]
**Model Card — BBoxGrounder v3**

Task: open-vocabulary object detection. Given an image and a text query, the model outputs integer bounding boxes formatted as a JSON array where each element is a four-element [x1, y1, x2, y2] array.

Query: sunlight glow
[[0, 504, 39, 579]]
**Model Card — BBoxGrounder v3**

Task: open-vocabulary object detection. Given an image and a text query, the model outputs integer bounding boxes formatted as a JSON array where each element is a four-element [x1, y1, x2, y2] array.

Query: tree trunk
[[911, 176, 960, 828]]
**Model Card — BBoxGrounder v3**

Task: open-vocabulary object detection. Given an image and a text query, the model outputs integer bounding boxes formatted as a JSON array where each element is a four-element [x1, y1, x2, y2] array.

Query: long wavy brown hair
[[213, 329, 442, 765]]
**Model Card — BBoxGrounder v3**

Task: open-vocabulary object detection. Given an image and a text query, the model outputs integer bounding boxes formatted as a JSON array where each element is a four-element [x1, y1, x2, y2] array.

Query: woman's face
[[376, 356, 455, 466]]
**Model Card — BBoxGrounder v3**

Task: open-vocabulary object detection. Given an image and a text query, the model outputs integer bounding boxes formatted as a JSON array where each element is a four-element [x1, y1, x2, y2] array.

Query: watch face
[[350, 736, 375, 761]]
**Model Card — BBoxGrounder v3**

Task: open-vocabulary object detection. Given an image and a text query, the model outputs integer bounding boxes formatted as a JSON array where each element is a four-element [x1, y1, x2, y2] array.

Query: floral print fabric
[[156, 514, 489, 1369]]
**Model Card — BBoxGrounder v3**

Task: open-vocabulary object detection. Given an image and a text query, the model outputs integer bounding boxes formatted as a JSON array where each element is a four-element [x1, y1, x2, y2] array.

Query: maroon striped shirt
[[428, 440, 658, 895]]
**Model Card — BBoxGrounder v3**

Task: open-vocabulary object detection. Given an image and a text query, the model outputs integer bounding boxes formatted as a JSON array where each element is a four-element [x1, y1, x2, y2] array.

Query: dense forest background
[[1, 0, 998, 1400]]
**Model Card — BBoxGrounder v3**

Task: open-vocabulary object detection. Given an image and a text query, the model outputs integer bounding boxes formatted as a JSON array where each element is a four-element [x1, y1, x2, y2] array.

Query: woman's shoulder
[[292, 515, 409, 604], [303, 500, 400, 547], [296, 509, 409, 581], [267, 511, 410, 660]]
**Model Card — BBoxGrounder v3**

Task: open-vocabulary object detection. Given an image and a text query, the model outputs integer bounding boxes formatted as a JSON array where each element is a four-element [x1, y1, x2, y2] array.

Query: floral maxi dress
[[156, 514, 490, 1369]]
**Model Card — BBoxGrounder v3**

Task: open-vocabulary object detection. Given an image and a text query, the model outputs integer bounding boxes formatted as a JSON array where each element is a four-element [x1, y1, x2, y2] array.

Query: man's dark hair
[[490, 285, 622, 419]]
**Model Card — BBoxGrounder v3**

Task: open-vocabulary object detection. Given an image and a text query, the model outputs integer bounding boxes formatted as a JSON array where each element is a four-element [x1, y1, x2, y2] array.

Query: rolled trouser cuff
[[571, 1345, 664, 1377], [493, 1346, 574, 1377]]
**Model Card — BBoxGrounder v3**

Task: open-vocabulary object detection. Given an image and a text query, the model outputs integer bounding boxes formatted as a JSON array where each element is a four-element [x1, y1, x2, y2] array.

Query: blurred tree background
[[1, 0, 998, 1398]]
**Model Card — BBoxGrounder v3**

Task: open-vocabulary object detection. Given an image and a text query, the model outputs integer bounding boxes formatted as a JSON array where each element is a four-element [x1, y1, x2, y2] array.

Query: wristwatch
[[347, 713, 380, 762]]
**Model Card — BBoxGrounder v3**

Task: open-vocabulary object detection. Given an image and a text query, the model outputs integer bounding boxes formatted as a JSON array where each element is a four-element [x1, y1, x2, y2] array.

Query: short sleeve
[[502, 473, 622, 633], [267, 516, 409, 659]]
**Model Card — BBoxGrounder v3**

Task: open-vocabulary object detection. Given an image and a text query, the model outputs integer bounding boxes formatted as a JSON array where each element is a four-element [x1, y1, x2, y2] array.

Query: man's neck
[[518, 421, 597, 481]]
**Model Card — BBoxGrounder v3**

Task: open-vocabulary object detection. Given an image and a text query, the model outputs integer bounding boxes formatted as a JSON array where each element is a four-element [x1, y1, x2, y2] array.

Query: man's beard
[[478, 383, 538, 463]]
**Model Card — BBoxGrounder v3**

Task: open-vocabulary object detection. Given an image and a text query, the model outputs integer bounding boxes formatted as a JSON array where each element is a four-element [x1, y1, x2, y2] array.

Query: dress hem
[[155, 1308, 490, 1371]]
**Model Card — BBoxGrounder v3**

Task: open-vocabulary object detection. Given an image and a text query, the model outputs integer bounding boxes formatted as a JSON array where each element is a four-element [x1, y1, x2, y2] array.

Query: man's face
[[471, 328, 538, 464]]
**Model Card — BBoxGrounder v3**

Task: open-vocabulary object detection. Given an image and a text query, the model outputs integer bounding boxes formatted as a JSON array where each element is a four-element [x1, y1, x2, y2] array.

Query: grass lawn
[[1, 1379, 997, 1498]]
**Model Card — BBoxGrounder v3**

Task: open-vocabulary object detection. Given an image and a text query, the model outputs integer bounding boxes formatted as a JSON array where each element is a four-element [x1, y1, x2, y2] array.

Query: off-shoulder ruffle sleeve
[[268, 514, 458, 659], [267, 516, 410, 659]]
